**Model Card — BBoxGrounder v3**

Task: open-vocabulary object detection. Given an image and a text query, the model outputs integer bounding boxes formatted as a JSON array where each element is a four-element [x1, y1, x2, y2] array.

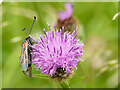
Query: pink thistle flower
[[58, 2, 73, 21], [57, 2, 79, 34], [30, 25, 84, 77]]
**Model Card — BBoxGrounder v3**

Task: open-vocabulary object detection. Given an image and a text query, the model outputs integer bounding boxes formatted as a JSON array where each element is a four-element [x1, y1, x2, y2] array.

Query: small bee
[[20, 16, 36, 77], [51, 67, 74, 82]]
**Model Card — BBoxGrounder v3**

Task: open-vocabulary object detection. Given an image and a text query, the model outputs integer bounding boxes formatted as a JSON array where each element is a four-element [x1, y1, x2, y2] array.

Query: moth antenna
[[22, 16, 36, 36], [22, 28, 27, 36], [29, 16, 36, 35]]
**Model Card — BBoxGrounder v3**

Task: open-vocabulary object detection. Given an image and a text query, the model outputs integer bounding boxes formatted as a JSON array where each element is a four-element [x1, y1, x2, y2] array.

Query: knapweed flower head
[[31, 25, 84, 79], [57, 2, 79, 34], [59, 2, 73, 21]]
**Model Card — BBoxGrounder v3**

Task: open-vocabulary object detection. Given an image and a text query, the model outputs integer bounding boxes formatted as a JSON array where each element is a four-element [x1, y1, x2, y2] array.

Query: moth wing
[[20, 41, 25, 63], [20, 40, 29, 71], [23, 67, 32, 77]]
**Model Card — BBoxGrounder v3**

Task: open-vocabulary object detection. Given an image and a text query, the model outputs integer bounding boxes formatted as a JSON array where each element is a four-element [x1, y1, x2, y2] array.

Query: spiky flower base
[[57, 16, 80, 34], [30, 25, 84, 80]]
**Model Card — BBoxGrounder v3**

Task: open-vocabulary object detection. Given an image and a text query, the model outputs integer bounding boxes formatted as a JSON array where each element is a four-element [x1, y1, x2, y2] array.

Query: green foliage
[[2, 2, 118, 88]]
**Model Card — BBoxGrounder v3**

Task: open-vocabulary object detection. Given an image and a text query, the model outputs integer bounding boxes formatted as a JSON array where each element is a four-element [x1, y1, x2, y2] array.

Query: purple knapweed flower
[[57, 2, 79, 34], [58, 2, 73, 21], [30, 25, 84, 77]]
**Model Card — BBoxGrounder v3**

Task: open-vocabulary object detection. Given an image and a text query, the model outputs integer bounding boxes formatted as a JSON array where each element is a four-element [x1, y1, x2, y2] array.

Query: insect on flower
[[20, 16, 36, 77], [30, 24, 84, 81]]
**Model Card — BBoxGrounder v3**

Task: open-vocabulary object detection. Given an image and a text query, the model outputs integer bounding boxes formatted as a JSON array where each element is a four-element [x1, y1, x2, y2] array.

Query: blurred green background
[[2, 2, 118, 88]]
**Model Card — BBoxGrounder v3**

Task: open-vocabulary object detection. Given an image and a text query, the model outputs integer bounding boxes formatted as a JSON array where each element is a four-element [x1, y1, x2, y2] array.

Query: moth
[[20, 16, 36, 77]]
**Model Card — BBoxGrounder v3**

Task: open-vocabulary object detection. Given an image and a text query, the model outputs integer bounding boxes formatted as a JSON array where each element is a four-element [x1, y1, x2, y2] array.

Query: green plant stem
[[59, 80, 71, 89], [32, 74, 49, 79]]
